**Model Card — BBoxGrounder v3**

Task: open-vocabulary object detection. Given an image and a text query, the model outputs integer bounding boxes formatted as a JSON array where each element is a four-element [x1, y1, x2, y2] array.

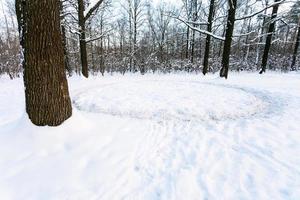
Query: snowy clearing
[[0, 72, 300, 200]]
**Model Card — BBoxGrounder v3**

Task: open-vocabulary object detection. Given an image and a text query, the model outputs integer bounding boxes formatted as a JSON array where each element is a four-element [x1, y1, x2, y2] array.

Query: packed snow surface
[[0, 72, 300, 200]]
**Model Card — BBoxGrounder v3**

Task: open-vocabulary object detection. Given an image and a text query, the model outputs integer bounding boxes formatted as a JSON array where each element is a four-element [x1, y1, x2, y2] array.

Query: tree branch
[[171, 15, 225, 41], [84, 0, 104, 21], [235, 0, 286, 21]]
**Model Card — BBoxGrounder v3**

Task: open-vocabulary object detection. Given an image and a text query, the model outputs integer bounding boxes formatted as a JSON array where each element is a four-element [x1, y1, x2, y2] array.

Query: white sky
[[0, 0, 295, 33]]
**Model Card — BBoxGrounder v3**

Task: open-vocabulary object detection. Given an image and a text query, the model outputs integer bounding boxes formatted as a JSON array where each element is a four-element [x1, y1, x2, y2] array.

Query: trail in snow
[[0, 73, 299, 200], [72, 77, 300, 199], [73, 80, 266, 121]]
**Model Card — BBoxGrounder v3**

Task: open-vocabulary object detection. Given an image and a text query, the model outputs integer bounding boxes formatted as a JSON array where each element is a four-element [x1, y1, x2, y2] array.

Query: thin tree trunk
[[190, 0, 197, 64], [17, 0, 72, 126], [59, 1, 71, 75], [259, 0, 280, 74], [100, 14, 105, 75], [128, 0, 133, 72], [91, 41, 96, 74], [181, 32, 184, 60], [78, 0, 88, 78], [220, 0, 237, 79], [134, 15, 137, 71], [16, 0, 25, 47], [291, 19, 300, 70], [202, 0, 215, 75], [244, 17, 252, 61], [256, 0, 269, 67], [191, 29, 195, 63], [186, 27, 190, 59]]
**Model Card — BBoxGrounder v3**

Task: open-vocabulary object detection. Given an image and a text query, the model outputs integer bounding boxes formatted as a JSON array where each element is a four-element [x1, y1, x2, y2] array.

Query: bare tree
[[202, 0, 215, 75], [148, 3, 171, 63], [190, 0, 199, 64], [78, 0, 104, 78], [260, 0, 281, 74], [0, 0, 296, 77], [220, 0, 237, 78]]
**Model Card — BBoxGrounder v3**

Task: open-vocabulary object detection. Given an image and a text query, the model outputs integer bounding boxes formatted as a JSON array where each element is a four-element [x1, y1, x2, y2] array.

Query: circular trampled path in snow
[[73, 80, 266, 121]]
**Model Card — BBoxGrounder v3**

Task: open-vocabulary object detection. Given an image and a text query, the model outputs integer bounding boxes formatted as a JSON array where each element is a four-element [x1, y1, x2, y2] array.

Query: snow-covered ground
[[0, 72, 300, 200]]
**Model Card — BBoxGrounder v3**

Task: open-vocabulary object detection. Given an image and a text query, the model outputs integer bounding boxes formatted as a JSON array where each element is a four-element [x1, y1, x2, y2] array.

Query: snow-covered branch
[[170, 16, 225, 41], [235, 0, 286, 21], [233, 30, 256, 38], [84, 0, 104, 21], [85, 29, 112, 43]]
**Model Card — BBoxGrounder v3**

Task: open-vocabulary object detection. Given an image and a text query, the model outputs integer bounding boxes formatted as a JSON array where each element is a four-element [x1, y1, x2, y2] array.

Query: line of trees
[[1, 0, 300, 79], [0, 0, 299, 125]]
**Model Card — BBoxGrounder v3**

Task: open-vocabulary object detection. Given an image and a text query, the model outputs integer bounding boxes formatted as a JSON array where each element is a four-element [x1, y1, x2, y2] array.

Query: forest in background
[[0, 0, 300, 79]]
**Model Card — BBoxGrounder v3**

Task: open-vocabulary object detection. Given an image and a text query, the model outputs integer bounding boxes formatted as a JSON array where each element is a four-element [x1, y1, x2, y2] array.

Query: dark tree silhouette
[[291, 19, 300, 70], [260, 0, 280, 74], [202, 0, 215, 75], [220, 0, 237, 79]]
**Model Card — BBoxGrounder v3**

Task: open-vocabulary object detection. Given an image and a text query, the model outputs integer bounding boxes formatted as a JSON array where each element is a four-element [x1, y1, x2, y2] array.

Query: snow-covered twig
[[170, 15, 225, 41], [85, 29, 112, 43], [235, 0, 286, 21], [233, 30, 256, 37]]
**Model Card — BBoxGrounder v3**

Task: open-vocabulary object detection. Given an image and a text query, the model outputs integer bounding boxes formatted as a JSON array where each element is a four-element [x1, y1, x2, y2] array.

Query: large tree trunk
[[17, 0, 72, 126], [202, 0, 215, 75], [220, 0, 237, 79], [78, 0, 88, 78], [291, 20, 300, 70], [259, 0, 280, 74]]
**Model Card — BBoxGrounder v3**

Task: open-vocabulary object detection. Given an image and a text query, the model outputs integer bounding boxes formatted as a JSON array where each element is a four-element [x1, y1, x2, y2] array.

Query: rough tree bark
[[259, 0, 280, 74], [291, 19, 300, 70], [16, 0, 72, 126], [220, 0, 237, 79], [61, 25, 71, 75], [202, 0, 215, 75]]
